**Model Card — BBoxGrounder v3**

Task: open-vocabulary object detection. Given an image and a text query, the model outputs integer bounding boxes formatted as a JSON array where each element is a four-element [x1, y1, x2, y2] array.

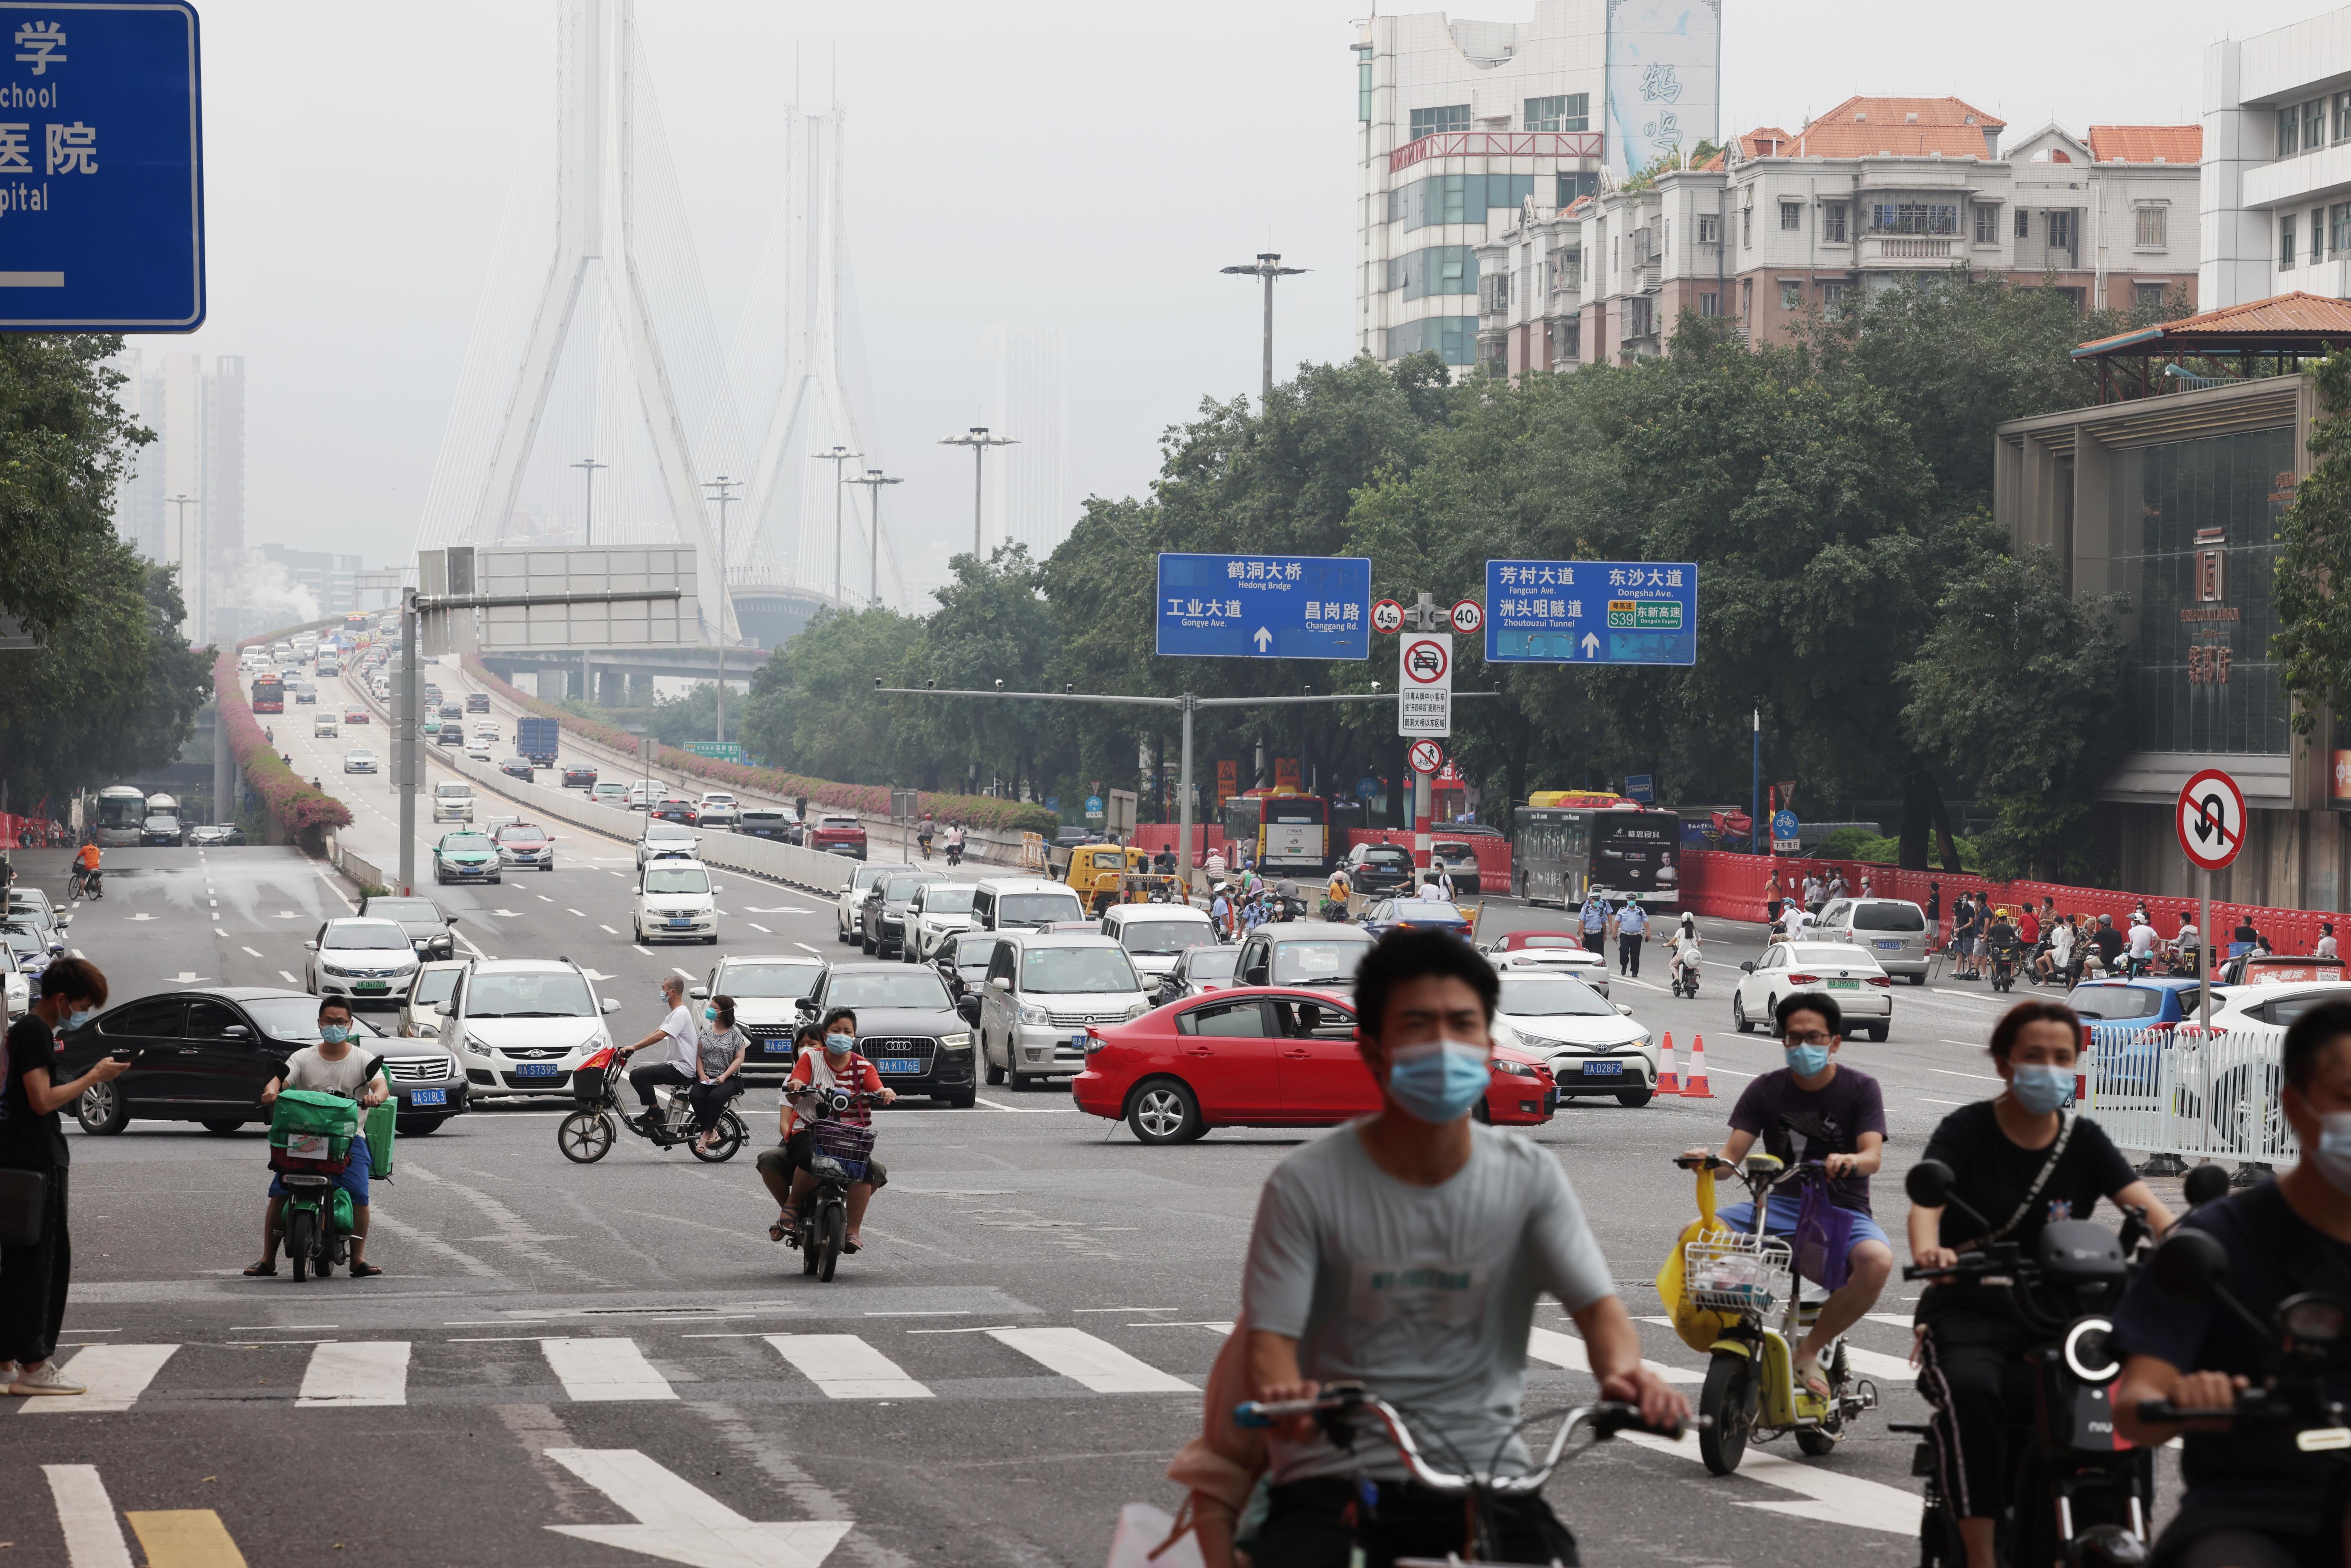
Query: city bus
[[1220, 788, 1330, 879], [251, 672, 285, 714], [94, 785, 147, 847], [1511, 796, 1682, 911]]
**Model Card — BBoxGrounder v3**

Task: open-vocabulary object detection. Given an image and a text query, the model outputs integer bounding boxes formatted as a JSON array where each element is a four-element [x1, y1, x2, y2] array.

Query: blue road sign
[[1084, 795, 1104, 816], [1484, 559, 1698, 666], [1044, 796, 1059, 812], [1771, 810, 1800, 852], [0, 3, 205, 330], [1624, 773, 1655, 803], [1355, 776, 1380, 801], [1156, 553, 1371, 660]]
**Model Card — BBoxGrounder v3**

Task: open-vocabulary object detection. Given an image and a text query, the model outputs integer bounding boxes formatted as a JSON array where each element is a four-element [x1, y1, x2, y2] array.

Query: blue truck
[[516, 715, 562, 768]]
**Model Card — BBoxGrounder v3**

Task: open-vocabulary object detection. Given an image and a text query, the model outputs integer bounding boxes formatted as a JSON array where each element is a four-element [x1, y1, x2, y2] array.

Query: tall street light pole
[[938, 427, 1016, 559], [846, 468, 901, 607], [168, 493, 199, 638], [812, 445, 860, 603], [1219, 252, 1307, 408], [570, 456, 608, 545], [702, 474, 739, 746]]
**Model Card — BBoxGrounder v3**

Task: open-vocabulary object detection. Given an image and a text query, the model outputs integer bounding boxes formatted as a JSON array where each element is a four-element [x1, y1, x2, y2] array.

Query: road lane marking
[[1931, 1068, 2001, 1081], [1841, 1344, 1915, 1382], [43, 1464, 134, 1568], [567, 908, 586, 917], [765, 1333, 933, 1399], [278, 971, 298, 985], [542, 1448, 853, 1563], [971, 1095, 1077, 1113], [986, 1326, 1191, 1392], [1931, 989, 2003, 1003], [296, 1340, 411, 1407], [633, 945, 655, 956], [747, 922, 771, 933], [1619, 1427, 1919, 1534], [1525, 1326, 1702, 1383], [795, 942, 822, 954], [25, 1344, 176, 1414], [599, 924, 619, 935], [124, 1510, 247, 1568], [1918, 1097, 1969, 1106], [240, 946, 262, 958], [540, 1337, 676, 1401]]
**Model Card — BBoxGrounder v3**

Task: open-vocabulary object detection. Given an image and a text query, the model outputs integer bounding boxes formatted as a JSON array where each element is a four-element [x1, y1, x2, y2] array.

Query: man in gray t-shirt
[[1241, 929, 1687, 1565]]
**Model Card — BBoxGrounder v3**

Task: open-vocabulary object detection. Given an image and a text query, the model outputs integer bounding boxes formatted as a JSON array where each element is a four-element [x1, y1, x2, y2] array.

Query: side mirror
[[957, 996, 982, 1026], [1904, 1158, 1956, 1207], [600, 997, 621, 1015], [1616, 1003, 1634, 1016], [2150, 1227, 2230, 1304], [220, 1024, 251, 1039], [1739, 960, 1756, 973], [989, 976, 1011, 992], [303, 941, 319, 952], [688, 985, 709, 1001]]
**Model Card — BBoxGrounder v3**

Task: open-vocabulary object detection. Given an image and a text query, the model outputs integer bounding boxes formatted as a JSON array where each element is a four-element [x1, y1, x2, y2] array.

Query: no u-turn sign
[[2176, 768, 2245, 872]]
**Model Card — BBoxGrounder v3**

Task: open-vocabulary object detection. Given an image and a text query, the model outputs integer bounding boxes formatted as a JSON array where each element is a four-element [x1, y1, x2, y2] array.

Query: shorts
[[1717, 1193, 1888, 1259], [268, 1131, 371, 1206], [757, 1128, 888, 1189]]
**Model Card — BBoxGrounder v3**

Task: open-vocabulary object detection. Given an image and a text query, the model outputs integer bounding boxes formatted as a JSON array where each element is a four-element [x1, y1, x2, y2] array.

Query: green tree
[[736, 606, 920, 784], [0, 334, 152, 635], [2277, 349, 2351, 733]]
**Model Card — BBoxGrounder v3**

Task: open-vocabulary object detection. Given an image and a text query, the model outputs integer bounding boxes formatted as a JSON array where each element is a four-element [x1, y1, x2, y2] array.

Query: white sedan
[[1487, 971, 1658, 1107], [696, 792, 741, 826], [1479, 933, 1610, 999], [1731, 941, 1895, 1041], [344, 747, 379, 774], [463, 737, 495, 762]]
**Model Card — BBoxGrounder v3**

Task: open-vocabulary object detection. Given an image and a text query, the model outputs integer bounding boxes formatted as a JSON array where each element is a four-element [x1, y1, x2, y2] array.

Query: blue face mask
[[65, 1008, 94, 1030], [2009, 1063, 2075, 1114], [319, 1023, 351, 1045], [824, 1033, 854, 1057], [1784, 1042, 1831, 1078], [1383, 1039, 1491, 1124], [703, 1006, 717, 1021]]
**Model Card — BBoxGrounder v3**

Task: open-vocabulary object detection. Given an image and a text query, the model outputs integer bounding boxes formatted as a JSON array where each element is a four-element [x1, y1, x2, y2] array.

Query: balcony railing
[[1865, 236, 1956, 261], [1389, 130, 1604, 174]]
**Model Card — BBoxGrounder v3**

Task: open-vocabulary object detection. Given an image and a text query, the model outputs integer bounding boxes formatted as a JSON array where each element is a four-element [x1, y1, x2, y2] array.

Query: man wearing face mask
[[758, 1008, 895, 1252], [246, 997, 390, 1280], [1242, 929, 1688, 1566], [1907, 999, 2170, 1568], [2112, 999, 2351, 1568], [1681, 992, 1895, 1406], [621, 975, 698, 1133]]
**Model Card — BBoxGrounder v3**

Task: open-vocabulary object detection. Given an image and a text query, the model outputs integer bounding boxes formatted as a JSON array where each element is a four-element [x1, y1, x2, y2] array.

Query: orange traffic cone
[[1657, 1031, 1682, 1095], [1681, 1033, 1716, 1099]]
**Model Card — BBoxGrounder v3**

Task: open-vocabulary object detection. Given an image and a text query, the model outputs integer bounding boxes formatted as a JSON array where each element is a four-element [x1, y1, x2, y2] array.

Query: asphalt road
[[16, 703, 2193, 1568]]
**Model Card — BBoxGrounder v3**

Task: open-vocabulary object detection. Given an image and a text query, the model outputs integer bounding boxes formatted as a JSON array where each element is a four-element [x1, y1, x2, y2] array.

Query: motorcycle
[[1670, 944, 1702, 998], [267, 1087, 384, 1283], [782, 1084, 879, 1283], [1988, 938, 2024, 994], [944, 839, 964, 868], [556, 1045, 746, 1164]]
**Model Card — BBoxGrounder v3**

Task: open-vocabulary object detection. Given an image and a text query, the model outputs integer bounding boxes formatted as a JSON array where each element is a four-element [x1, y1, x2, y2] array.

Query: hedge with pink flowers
[[220, 635, 353, 853]]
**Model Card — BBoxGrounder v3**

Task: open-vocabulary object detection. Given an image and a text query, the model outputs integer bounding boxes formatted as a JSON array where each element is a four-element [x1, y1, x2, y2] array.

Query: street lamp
[[845, 468, 902, 606], [702, 474, 739, 746], [570, 456, 608, 546], [938, 426, 1017, 559], [811, 444, 860, 603], [167, 492, 199, 635], [1219, 252, 1307, 408]]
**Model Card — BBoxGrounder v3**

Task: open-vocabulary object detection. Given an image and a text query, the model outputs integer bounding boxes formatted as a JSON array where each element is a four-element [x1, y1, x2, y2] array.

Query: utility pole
[[812, 445, 860, 604], [168, 493, 199, 636], [1219, 252, 1307, 408], [570, 456, 608, 546], [938, 427, 1016, 558], [846, 468, 901, 607], [702, 474, 739, 745]]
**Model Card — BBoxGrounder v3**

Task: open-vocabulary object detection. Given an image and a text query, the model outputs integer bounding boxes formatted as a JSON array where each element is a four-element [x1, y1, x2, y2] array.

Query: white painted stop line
[[297, 1340, 411, 1407]]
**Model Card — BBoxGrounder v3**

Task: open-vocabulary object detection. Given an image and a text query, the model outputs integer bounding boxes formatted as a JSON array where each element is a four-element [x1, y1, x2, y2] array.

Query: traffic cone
[[1682, 1034, 1716, 1099], [1657, 1031, 1682, 1095]]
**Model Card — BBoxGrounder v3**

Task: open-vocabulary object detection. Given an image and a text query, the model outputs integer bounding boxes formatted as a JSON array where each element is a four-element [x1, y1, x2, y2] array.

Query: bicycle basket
[[809, 1119, 876, 1182], [1683, 1234, 1793, 1316]]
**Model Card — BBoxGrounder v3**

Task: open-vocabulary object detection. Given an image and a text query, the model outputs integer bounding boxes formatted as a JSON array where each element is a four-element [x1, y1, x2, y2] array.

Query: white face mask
[[2312, 1110, 2351, 1196]]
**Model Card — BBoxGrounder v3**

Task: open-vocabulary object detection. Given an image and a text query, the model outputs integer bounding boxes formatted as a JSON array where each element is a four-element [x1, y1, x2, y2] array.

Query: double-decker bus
[[94, 785, 147, 847], [251, 672, 285, 714], [1511, 793, 1681, 911], [1219, 788, 1330, 879]]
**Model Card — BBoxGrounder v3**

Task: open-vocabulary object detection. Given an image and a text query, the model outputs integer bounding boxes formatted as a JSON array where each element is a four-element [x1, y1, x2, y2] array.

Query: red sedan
[[1071, 986, 1556, 1145]]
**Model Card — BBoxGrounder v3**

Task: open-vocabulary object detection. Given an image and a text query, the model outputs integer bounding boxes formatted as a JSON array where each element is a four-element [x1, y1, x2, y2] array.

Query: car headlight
[[1493, 1059, 1539, 1077], [1125, 1000, 1150, 1020], [1017, 1003, 1050, 1026], [415, 1022, 439, 1038], [464, 1032, 494, 1055], [1490, 1020, 1520, 1048], [1635, 1029, 1653, 1049], [939, 1032, 971, 1051], [322, 961, 350, 977]]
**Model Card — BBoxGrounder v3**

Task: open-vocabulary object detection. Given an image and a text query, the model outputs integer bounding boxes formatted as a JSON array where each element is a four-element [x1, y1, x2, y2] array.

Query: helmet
[[1996, 907, 2010, 918]]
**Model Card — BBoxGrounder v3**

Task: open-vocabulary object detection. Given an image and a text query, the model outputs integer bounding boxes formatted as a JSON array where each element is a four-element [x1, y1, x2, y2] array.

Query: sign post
[[2176, 767, 2247, 1035], [1399, 630, 1452, 872]]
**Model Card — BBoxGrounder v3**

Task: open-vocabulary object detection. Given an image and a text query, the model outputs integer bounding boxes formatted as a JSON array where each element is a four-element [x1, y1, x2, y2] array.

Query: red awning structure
[[2072, 291, 2351, 403]]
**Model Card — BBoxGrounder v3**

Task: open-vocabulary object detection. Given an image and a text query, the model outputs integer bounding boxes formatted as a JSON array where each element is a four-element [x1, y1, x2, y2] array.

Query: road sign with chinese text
[[1398, 632, 1452, 737], [0, 2, 205, 330], [1771, 810, 1800, 854], [2176, 768, 2245, 872], [687, 741, 743, 762], [1483, 560, 1698, 665], [1624, 773, 1654, 803], [1155, 553, 1372, 659]]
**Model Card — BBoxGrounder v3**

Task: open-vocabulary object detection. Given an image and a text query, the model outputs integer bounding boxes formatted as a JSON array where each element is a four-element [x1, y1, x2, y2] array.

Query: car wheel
[[396, 1115, 445, 1136], [1125, 1078, 1202, 1145], [1910, 973, 1926, 986], [1868, 1023, 1889, 1042], [983, 1038, 1005, 1086], [704, 934, 718, 945], [861, 931, 878, 956], [544, 862, 555, 872], [1616, 1089, 1654, 1108], [77, 1080, 129, 1135], [201, 1118, 244, 1135], [1732, 992, 1752, 1033], [1471, 1098, 1493, 1124], [944, 1089, 976, 1109]]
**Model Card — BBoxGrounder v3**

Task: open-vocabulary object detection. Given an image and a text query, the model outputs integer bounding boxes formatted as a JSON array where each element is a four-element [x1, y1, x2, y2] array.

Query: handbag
[[1795, 1179, 1858, 1293], [0, 1166, 52, 1248]]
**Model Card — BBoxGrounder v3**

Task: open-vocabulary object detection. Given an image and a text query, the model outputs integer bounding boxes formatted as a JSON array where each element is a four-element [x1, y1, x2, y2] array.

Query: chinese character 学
[[45, 120, 93, 175], [13, 21, 64, 75]]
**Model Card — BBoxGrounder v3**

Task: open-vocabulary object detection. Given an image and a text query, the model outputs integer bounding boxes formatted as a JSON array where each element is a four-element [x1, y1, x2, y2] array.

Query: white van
[[978, 930, 1150, 1089], [1100, 902, 1217, 985], [970, 877, 1087, 933], [432, 781, 475, 823]]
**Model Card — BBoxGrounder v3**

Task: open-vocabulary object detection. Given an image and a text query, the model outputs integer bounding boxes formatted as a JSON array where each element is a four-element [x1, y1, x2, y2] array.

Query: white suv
[[696, 792, 741, 826], [634, 859, 718, 944], [432, 781, 474, 823], [977, 931, 1150, 1090], [445, 959, 621, 1100]]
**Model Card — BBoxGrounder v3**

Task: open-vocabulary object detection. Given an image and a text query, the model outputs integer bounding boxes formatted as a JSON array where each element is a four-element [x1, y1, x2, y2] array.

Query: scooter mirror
[[1904, 1158, 1956, 1207], [2183, 1163, 2233, 1208], [2150, 1228, 2230, 1304]]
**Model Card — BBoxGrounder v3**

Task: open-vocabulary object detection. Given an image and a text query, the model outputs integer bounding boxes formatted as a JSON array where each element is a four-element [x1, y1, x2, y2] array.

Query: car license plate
[[409, 1088, 447, 1107], [1875, 940, 1904, 951], [353, 981, 389, 995], [667, 919, 693, 929], [876, 1058, 920, 1075], [514, 1062, 561, 1078], [763, 1041, 792, 1054], [1827, 978, 1860, 990], [1580, 1060, 1624, 1076], [1069, 1034, 1089, 1054]]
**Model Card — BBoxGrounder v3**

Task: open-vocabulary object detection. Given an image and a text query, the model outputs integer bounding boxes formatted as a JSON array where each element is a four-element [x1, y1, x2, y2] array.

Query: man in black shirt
[[2090, 913, 2124, 975], [2114, 998, 2351, 1567]]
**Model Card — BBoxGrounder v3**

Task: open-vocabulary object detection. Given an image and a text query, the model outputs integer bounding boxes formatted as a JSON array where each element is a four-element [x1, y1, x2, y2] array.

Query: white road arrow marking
[[583, 969, 616, 981], [170, 972, 203, 985], [544, 1448, 852, 1568], [127, 913, 155, 922], [1579, 632, 1601, 657], [1251, 626, 1273, 652]]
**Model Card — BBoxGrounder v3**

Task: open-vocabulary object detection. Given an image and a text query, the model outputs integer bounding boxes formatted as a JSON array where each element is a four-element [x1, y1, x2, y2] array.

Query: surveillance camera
[[994, 678, 1004, 691], [927, 679, 936, 689], [873, 677, 883, 688]]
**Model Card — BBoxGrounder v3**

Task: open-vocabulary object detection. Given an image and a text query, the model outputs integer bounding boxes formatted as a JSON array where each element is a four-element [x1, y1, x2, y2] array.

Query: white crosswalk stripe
[[1525, 1326, 1703, 1384], [43, 1465, 133, 1568], [766, 1333, 932, 1399], [988, 1326, 1193, 1393], [540, 1337, 678, 1402], [298, 1340, 412, 1407], [23, 1345, 176, 1415]]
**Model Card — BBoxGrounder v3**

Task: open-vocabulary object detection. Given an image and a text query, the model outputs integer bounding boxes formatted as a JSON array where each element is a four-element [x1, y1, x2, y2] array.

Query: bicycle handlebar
[[1230, 1390, 1698, 1495]]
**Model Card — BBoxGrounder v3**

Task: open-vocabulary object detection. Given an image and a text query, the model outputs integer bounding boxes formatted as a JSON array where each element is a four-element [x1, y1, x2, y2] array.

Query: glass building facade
[[1385, 316, 1476, 365]]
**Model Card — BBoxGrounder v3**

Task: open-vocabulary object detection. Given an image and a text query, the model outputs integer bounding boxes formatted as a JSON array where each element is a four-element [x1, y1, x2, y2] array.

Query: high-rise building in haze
[[109, 349, 245, 640], [981, 325, 1070, 558]]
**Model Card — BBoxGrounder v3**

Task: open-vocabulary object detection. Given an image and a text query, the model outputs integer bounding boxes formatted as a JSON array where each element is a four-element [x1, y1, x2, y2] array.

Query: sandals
[[348, 1260, 382, 1279], [241, 1261, 277, 1277], [843, 1236, 861, 1254], [1793, 1357, 1832, 1402], [770, 1210, 798, 1242]]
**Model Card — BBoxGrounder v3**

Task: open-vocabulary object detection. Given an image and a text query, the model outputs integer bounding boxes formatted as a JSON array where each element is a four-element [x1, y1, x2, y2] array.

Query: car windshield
[[412, 969, 461, 1008], [883, 874, 937, 900], [3, 929, 40, 955], [922, 888, 974, 915], [716, 962, 822, 999], [1362, 847, 1411, 865], [1513, 935, 1584, 950], [1184, 947, 1241, 980], [1498, 975, 1615, 1017], [1854, 902, 1926, 933], [466, 971, 596, 1018], [1119, 920, 1215, 956], [325, 923, 409, 950], [819, 816, 860, 830], [826, 971, 951, 1010], [499, 827, 548, 845], [644, 867, 710, 895], [366, 900, 440, 923], [441, 835, 491, 853], [647, 823, 695, 840], [1271, 938, 1373, 986], [244, 998, 386, 1042], [436, 786, 470, 799], [2069, 985, 2164, 1021], [1021, 947, 1140, 994], [1001, 892, 1085, 925]]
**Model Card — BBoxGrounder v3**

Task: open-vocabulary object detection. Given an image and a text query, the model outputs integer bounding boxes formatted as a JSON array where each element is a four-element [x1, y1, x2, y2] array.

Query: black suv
[[796, 963, 974, 1108], [466, 692, 491, 712], [1338, 841, 1416, 896], [858, 868, 943, 958]]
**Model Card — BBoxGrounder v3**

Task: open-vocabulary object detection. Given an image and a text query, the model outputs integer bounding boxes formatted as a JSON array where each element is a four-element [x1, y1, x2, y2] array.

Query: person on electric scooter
[[1666, 913, 1702, 995], [2111, 998, 2351, 1568], [1985, 907, 2020, 986], [620, 975, 696, 1132], [245, 996, 389, 1279], [2125, 910, 2160, 977], [1907, 999, 2174, 1568], [1242, 928, 1688, 1566], [757, 1008, 894, 1253], [1678, 992, 1895, 1409]]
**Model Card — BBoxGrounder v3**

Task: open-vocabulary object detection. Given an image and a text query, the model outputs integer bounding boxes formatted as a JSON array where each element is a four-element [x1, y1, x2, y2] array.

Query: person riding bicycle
[[621, 976, 697, 1132], [246, 997, 389, 1279], [2111, 999, 2351, 1568], [70, 841, 99, 898], [915, 812, 935, 858], [1907, 999, 2175, 1568], [1242, 928, 1687, 1566], [757, 1008, 895, 1253], [1678, 992, 1895, 1407]]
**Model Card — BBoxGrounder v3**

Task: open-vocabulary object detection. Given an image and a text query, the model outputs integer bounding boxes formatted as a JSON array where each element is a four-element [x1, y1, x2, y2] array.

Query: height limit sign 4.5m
[[1399, 632, 1451, 737]]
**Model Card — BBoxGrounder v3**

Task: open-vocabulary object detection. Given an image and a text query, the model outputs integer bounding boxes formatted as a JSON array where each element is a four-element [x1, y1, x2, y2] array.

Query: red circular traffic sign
[[2175, 768, 2246, 872], [1403, 636, 1450, 685], [1409, 739, 1446, 774], [1450, 598, 1484, 635], [1371, 599, 1404, 634]]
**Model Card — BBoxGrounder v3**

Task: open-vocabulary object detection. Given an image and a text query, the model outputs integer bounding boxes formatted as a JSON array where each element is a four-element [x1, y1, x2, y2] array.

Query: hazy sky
[[129, 0, 2329, 600]]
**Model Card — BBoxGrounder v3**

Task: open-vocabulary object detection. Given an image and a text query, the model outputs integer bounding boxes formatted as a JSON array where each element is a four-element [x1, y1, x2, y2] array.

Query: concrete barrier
[[338, 845, 390, 895]]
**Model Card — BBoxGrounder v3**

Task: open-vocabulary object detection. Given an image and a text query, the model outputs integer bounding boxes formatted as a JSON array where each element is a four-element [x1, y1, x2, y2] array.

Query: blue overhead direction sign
[[1483, 559, 1698, 666], [0, 3, 205, 330], [1624, 773, 1655, 803], [1155, 553, 1372, 660]]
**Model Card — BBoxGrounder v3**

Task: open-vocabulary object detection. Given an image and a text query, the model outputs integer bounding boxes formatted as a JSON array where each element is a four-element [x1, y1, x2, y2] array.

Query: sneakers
[[10, 1360, 86, 1396]]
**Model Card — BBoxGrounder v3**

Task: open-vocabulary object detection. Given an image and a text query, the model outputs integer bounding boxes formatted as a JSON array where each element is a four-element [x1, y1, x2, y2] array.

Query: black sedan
[[59, 987, 469, 1136], [797, 963, 975, 1109], [187, 823, 247, 847], [500, 757, 535, 780], [140, 814, 184, 846], [358, 893, 458, 960], [562, 763, 598, 789], [650, 798, 700, 826], [858, 868, 943, 958], [931, 931, 999, 1007]]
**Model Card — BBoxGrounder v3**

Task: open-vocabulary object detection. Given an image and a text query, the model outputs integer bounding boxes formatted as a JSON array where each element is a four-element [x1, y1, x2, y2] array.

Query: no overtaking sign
[[1399, 632, 1451, 738]]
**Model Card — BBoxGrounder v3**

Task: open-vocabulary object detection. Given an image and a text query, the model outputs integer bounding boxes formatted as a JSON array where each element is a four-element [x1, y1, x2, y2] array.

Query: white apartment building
[[1355, 1, 1719, 369], [110, 349, 245, 640], [2203, 6, 2351, 307], [1472, 97, 2199, 375]]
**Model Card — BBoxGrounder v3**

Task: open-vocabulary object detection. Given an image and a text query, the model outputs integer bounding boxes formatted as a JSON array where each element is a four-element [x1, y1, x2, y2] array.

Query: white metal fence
[[2079, 1025, 2300, 1164]]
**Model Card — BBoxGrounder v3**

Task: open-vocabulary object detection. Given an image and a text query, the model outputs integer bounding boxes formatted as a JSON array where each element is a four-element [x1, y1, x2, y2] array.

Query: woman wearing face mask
[[759, 1008, 895, 1252], [1906, 1000, 2173, 1568], [688, 993, 748, 1155]]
